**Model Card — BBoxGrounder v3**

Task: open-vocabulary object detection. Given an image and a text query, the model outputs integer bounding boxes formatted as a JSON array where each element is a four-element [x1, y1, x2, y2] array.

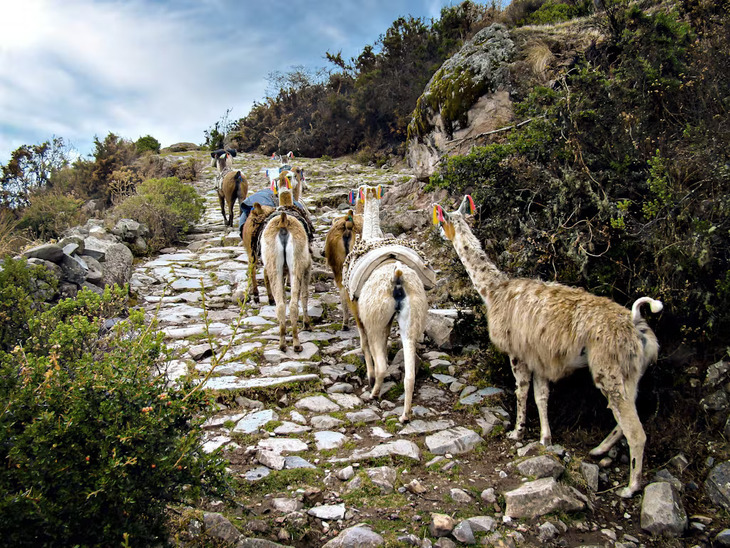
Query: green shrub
[[0, 283, 230, 546], [0, 257, 56, 352], [113, 177, 204, 252], [16, 190, 86, 240], [135, 135, 161, 154]]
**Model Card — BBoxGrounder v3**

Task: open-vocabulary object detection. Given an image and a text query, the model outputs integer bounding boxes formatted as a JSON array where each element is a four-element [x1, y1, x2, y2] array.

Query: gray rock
[[429, 513, 455, 537], [328, 393, 362, 409], [22, 243, 64, 263], [338, 439, 421, 462], [452, 520, 476, 545], [336, 465, 355, 481], [295, 395, 340, 413], [203, 512, 241, 543], [516, 455, 565, 479], [83, 236, 116, 261], [705, 461, 730, 511], [449, 488, 472, 503], [307, 503, 346, 520], [272, 497, 303, 513], [257, 449, 286, 471], [400, 419, 454, 435], [424, 310, 456, 349], [234, 410, 279, 434], [244, 466, 272, 481], [81, 254, 104, 286], [504, 478, 585, 519], [715, 529, 730, 547], [366, 466, 397, 493], [237, 538, 292, 548], [257, 438, 308, 454], [701, 389, 728, 412], [640, 482, 687, 536], [311, 415, 345, 430], [60, 253, 88, 285], [425, 427, 484, 455], [101, 242, 134, 288], [322, 526, 384, 547], [538, 522, 559, 542], [465, 516, 496, 533], [581, 461, 600, 491], [345, 409, 380, 423], [283, 456, 316, 469], [314, 431, 348, 450]]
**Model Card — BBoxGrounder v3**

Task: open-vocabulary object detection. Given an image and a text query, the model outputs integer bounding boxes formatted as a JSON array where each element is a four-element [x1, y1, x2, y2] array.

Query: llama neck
[[362, 197, 382, 241], [451, 218, 507, 296]]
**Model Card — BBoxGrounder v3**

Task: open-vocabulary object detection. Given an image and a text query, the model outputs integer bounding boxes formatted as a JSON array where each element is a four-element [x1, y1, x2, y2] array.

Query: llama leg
[[357, 321, 375, 394], [339, 285, 350, 330], [218, 192, 227, 224], [533, 374, 552, 446], [227, 200, 235, 228], [399, 334, 417, 423], [301, 267, 311, 331], [289, 271, 303, 353], [590, 425, 624, 456], [263, 268, 275, 305], [369, 330, 389, 401], [610, 397, 646, 498], [508, 358, 531, 441], [270, 271, 288, 351]]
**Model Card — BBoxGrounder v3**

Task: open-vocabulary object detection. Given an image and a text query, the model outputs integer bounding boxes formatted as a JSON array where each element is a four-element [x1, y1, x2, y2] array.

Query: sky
[[0, 0, 465, 164]]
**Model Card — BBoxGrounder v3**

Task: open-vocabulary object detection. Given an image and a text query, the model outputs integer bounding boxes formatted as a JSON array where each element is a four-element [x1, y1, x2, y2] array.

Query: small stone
[[449, 488, 472, 503], [429, 513, 455, 537]]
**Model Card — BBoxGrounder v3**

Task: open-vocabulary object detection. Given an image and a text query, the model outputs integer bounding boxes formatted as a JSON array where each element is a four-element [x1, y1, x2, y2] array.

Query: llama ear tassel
[[467, 195, 476, 215], [270, 178, 277, 194], [432, 205, 445, 225], [458, 195, 475, 215]]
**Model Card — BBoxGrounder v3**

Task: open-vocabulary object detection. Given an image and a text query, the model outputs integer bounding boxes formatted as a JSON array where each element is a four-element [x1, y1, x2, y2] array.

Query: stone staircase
[[127, 152, 676, 547]]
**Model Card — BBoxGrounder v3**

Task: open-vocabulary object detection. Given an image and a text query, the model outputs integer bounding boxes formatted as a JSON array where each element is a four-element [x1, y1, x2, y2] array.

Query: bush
[[16, 190, 86, 240], [136, 135, 161, 154], [0, 280, 230, 546], [113, 177, 204, 252]]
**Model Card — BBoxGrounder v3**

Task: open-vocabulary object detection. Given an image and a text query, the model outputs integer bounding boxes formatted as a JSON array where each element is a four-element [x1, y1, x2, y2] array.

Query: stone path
[[131, 152, 504, 470], [128, 152, 686, 547]]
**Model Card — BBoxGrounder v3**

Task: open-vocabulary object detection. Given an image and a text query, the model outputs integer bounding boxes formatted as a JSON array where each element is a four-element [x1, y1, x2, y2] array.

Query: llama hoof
[[294, 345, 303, 353], [279, 344, 287, 352], [507, 429, 523, 441], [398, 414, 410, 424], [616, 486, 637, 499], [361, 391, 373, 402], [342, 325, 349, 331], [589, 447, 604, 457], [268, 298, 275, 305]]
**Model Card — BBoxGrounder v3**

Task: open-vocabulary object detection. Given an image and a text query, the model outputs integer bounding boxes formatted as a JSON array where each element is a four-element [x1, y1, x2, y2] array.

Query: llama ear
[[458, 195, 475, 215], [376, 185, 383, 199], [253, 202, 263, 213], [432, 205, 445, 225]]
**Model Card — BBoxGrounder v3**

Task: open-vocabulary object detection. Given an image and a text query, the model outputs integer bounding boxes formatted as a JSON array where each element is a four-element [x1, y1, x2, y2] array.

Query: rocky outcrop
[[20, 219, 144, 301], [406, 24, 516, 180]]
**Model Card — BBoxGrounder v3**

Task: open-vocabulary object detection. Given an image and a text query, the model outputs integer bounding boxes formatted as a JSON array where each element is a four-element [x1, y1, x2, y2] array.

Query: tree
[[0, 137, 69, 208], [135, 135, 161, 154]]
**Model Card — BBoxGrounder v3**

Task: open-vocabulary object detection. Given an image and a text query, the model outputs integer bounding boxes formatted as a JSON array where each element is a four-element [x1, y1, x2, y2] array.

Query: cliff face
[[406, 20, 603, 180]]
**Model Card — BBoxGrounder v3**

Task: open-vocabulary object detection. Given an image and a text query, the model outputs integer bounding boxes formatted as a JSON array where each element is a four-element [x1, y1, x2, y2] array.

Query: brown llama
[[241, 201, 276, 304], [432, 195, 663, 497], [218, 170, 248, 227], [324, 189, 365, 330], [259, 184, 312, 352], [343, 185, 434, 422]]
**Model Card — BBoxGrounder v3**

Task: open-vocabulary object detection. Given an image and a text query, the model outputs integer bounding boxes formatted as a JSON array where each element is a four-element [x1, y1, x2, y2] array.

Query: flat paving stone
[[425, 427, 485, 455], [202, 374, 319, 391], [257, 438, 308, 453], [295, 395, 341, 413]]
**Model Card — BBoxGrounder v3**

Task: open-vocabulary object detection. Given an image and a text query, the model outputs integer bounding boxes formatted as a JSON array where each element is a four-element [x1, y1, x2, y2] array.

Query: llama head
[[432, 195, 475, 241]]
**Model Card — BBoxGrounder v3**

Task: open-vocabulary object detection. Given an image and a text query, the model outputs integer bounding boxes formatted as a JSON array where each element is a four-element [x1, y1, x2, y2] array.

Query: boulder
[[322, 526, 384, 547], [705, 461, 730, 512], [100, 243, 134, 288], [640, 482, 687, 536], [406, 24, 516, 180], [60, 253, 88, 285], [22, 243, 64, 263], [504, 477, 585, 519]]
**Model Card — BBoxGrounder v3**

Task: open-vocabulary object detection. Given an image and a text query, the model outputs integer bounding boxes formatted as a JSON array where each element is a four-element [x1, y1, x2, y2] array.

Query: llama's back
[[486, 277, 646, 381]]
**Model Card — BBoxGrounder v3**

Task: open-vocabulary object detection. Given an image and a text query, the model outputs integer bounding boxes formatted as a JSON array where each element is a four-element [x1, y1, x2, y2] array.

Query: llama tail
[[631, 297, 663, 323], [393, 264, 406, 312]]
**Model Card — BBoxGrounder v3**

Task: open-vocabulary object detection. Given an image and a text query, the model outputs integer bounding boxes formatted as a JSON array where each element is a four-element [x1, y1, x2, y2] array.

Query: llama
[[259, 184, 312, 352], [278, 167, 306, 203], [343, 185, 434, 422], [432, 195, 663, 497], [218, 170, 248, 227], [324, 188, 366, 330]]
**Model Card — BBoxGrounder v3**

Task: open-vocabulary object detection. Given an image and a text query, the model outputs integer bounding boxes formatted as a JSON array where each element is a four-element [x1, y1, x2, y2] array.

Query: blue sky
[[0, 0, 468, 164]]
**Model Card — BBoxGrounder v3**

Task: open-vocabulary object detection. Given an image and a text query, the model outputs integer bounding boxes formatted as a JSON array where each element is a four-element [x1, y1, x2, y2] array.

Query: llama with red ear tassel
[[432, 195, 662, 498]]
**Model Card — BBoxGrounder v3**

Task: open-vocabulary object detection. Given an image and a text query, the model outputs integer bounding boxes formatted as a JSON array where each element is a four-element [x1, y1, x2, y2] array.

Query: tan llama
[[343, 185, 435, 422], [432, 195, 662, 498], [259, 185, 313, 352], [218, 170, 248, 227], [324, 188, 365, 330]]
